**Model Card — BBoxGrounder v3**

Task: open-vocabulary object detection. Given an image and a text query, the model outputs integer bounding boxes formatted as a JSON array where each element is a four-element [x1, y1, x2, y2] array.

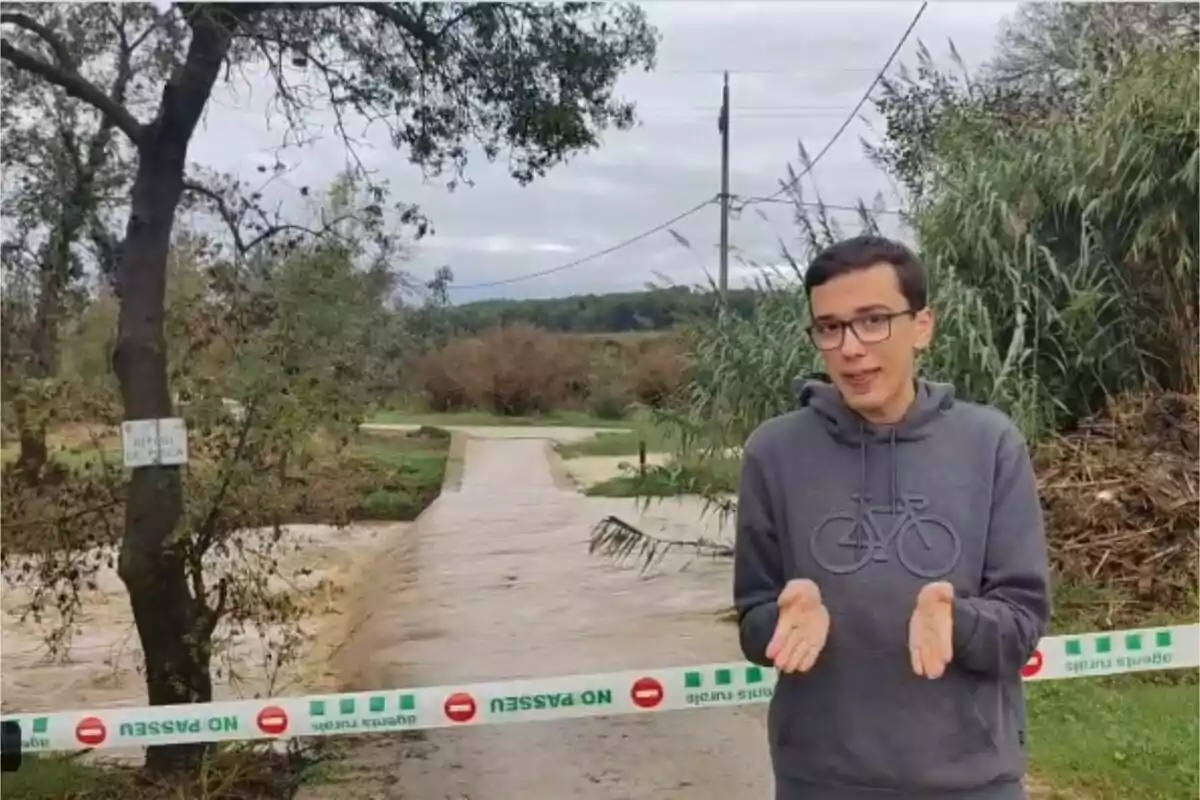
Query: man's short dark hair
[[803, 235, 928, 311]]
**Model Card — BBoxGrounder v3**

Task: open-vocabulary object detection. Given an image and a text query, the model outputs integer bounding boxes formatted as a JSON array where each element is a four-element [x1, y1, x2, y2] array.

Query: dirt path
[[306, 431, 772, 799]]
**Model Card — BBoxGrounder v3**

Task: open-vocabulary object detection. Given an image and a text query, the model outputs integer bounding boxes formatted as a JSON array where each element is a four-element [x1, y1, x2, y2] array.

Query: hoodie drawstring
[[889, 428, 898, 512], [855, 426, 868, 558], [856, 426, 901, 515], [858, 425, 867, 502]]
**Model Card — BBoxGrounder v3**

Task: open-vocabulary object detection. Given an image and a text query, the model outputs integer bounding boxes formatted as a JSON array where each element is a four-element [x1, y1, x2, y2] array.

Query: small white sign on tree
[[121, 418, 189, 468]]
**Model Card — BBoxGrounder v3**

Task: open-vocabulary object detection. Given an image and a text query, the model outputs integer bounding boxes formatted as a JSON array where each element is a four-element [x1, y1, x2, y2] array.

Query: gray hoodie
[[734, 377, 1050, 800]]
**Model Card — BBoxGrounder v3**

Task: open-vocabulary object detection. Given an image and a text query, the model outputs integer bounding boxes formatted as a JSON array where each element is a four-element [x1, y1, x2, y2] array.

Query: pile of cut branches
[[1035, 392, 1198, 612]]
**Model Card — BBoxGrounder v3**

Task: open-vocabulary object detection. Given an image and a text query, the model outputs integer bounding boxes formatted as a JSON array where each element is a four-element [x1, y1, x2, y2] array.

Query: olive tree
[[0, 5, 165, 477], [1, 1, 656, 772]]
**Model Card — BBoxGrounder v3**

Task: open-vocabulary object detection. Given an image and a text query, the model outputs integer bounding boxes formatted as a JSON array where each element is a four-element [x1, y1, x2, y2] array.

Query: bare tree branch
[[201, 578, 228, 640], [87, 216, 123, 284], [182, 177, 364, 256], [182, 180, 244, 248], [0, 35, 145, 144], [0, 11, 76, 69]]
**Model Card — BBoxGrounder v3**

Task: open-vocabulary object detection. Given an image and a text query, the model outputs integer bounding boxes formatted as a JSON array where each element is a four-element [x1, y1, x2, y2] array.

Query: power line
[[642, 105, 871, 112], [446, 5, 926, 293], [654, 67, 884, 76], [648, 111, 881, 121], [732, 1, 927, 212], [449, 196, 718, 291], [733, 195, 905, 216]]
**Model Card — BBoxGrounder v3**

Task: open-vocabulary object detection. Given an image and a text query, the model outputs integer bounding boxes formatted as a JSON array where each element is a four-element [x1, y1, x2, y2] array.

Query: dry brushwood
[[1035, 391, 1198, 611]]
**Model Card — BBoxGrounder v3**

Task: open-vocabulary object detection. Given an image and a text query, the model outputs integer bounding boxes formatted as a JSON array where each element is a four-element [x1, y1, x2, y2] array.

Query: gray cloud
[[188, 1, 1018, 301]]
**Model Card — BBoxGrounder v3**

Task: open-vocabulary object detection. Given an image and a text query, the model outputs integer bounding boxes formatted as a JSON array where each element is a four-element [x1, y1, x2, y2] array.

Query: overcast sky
[[186, 1, 1018, 303]]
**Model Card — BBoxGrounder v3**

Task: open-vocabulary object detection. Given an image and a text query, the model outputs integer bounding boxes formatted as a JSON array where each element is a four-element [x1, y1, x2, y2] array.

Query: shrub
[[414, 324, 589, 416], [409, 326, 690, 416], [587, 390, 629, 420], [471, 324, 585, 415], [411, 339, 478, 412], [629, 336, 689, 408]]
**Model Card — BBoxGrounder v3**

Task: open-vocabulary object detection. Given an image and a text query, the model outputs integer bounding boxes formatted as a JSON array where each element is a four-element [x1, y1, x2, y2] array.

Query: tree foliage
[[917, 45, 1198, 425], [0, 4, 164, 475], [2, 178, 425, 729], [430, 286, 761, 335], [986, 2, 1199, 99]]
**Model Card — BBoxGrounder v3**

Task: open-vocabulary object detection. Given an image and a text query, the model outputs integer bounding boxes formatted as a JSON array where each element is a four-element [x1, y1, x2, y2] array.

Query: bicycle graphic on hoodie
[[809, 491, 962, 579]]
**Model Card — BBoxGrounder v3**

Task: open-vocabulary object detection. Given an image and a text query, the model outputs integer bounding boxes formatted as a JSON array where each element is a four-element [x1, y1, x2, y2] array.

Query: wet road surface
[[304, 431, 772, 799]]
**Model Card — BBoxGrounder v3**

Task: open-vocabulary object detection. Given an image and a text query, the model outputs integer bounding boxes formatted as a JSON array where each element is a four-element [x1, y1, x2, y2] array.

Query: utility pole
[[717, 70, 730, 299]]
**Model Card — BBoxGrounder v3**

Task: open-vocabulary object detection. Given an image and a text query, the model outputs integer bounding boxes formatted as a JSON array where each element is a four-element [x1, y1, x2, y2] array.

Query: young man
[[734, 236, 1051, 800]]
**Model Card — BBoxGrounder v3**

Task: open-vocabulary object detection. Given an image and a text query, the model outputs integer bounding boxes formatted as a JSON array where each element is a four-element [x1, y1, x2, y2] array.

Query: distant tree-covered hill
[[443, 287, 761, 333]]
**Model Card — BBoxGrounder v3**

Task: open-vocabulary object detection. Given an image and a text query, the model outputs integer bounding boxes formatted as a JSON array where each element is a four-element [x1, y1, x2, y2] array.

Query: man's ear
[[913, 307, 935, 351]]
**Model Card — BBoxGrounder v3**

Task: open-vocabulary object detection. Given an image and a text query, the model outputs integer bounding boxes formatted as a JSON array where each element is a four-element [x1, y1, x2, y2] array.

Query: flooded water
[[0, 522, 405, 762], [308, 433, 772, 799]]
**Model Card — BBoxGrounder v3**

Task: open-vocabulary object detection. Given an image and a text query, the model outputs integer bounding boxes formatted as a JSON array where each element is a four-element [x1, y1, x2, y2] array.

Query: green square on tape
[[715, 668, 732, 686], [310, 700, 326, 717], [368, 696, 385, 713], [745, 666, 764, 684], [399, 694, 416, 712], [1065, 639, 1082, 657], [1125, 633, 1143, 652], [684, 671, 702, 689], [32, 717, 48, 734], [339, 698, 355, 715], [1095, 636, 1112, 655], [1155, 630, 1172, 649]]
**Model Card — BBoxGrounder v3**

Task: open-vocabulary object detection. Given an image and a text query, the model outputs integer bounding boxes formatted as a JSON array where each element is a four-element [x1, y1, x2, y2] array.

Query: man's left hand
[[909, 582, 954, 679]]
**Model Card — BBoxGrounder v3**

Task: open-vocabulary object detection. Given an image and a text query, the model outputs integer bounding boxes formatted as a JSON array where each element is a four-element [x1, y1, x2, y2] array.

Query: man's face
[[807, 263, 933, 422]]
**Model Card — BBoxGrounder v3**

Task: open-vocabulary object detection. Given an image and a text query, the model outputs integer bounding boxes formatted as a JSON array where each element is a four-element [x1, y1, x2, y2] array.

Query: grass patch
[[1049, 580, 1198, 637], [0, 425, 120, 470], [956, 581, 1192, 799], [1028, 674, 1199, 800], [347, 428, 450, 521], [0, 427, 451, 556], [1030, 585, 1199, 798], [558, 429, 649, 458], [368, 409, 631, 428], [1, 755, 129, 798], [554, 412, 674, 459], [2, 746, 323, 799], [295, 427, 450, 523], [585, 458, 739, 498]]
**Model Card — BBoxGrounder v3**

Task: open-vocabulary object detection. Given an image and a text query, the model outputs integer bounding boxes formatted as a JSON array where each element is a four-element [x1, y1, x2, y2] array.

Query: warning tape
[[3, 624, 1196, 753]]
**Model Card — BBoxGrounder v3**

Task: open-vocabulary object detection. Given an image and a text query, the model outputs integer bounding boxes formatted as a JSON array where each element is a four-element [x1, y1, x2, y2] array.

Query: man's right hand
[[764, 579, 830, 674]]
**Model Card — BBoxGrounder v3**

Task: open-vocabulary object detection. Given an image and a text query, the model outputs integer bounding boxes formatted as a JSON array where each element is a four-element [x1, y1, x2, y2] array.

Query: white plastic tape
[[4, 624, 1196, 753]]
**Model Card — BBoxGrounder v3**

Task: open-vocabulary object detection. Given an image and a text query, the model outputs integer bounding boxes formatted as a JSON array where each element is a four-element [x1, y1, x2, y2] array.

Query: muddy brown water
[[306, 432, 773, 799]]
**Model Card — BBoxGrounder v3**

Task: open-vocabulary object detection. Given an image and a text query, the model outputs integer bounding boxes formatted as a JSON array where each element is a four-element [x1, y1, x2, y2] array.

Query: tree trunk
[[16, 98, 121, 480], [114, 143, 212, 773], [112, 12, 233, 775], [15, 426, 48, 478], [17, 211, 74, 479]]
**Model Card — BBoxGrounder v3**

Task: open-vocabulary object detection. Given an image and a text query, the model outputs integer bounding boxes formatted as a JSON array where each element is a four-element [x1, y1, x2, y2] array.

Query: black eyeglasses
[[806, 309, 915, 351]]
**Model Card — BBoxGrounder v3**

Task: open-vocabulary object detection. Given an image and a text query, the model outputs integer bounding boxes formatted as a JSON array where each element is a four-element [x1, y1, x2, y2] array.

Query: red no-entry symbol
[[75, 716, 107, 747], [444, 692, 477, 723], [630, 677, 664, 709], [257, 706, 289, 736], [1021, 649, 1044, 678]]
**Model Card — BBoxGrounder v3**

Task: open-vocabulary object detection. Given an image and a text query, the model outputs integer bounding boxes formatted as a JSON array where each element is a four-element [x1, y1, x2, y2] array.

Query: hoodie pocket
[[773, 650, 1006, 790]]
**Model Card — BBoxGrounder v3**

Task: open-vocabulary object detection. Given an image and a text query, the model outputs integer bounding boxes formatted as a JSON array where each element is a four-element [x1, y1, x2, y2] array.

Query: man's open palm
[[909, 582, 954, 679], [765, 579, 830, 673]]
